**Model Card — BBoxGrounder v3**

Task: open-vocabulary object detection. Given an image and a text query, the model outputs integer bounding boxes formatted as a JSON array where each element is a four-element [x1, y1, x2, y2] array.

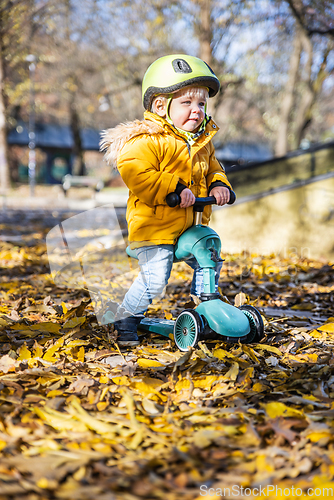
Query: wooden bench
[[62, 174, 104, 196]]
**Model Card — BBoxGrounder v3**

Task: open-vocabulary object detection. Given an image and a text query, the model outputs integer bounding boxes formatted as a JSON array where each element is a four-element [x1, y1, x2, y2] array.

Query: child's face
[[168, 86, 208, 133]]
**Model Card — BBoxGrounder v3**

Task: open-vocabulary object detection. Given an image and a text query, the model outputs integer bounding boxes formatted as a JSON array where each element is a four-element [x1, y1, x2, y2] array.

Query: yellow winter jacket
[[101, 111, 232, 249]]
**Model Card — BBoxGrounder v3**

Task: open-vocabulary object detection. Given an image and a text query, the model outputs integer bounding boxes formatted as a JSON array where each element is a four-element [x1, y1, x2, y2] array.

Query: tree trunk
[[198, 0, 213, 66], [0, 42, 10, 193], [293, 39, 330, 148], [275, 29, 302, 157], [69, 93, 85, 176], [65, 1, 85, 176], [292, 32, 313, 149]]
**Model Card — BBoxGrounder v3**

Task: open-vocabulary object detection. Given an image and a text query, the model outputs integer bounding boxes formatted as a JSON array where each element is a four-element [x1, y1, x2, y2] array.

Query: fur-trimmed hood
[[100, 116, 165, 169]]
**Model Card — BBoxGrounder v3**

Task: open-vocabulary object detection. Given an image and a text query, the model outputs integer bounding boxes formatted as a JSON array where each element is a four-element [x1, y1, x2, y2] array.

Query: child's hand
[[209, 186, 230, 206], [180, 188, 196, 208]]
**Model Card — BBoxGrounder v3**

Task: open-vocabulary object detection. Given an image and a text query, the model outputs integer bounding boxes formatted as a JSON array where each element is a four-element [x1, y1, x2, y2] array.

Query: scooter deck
[[138, 318, 175, 340]]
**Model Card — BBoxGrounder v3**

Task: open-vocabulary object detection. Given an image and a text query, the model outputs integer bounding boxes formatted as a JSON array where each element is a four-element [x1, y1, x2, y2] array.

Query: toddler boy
[[101, 54, 233, 346]]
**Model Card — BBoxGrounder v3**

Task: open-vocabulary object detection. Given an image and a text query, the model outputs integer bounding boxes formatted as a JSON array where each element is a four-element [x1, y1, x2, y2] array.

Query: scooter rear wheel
[[174, 309, 203, 351], [239, 305, 265, 343]]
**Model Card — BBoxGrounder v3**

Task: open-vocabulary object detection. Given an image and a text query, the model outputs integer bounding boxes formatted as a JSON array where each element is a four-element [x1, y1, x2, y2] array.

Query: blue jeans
[[120, 244, 222, 317]]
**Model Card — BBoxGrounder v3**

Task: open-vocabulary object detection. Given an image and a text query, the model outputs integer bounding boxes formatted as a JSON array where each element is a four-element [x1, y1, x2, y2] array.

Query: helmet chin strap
[[166, 97, 174, 125]]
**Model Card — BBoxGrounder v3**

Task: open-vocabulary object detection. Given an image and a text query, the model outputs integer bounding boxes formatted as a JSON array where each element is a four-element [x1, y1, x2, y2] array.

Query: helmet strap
[[166, 97, 174, 125]]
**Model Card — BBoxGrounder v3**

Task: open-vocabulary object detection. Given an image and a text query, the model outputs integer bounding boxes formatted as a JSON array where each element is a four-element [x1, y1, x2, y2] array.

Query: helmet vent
[[172, 58, 192, 74]]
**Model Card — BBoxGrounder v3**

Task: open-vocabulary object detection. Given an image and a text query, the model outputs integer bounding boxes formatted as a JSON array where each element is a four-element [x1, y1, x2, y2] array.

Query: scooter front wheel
[[174, 309, 204, 351], [239, 305, 265, 343]]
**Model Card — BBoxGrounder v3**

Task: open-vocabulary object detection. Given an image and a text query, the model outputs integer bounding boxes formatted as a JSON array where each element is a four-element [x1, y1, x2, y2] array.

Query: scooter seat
[[126, 245, 138, 259]]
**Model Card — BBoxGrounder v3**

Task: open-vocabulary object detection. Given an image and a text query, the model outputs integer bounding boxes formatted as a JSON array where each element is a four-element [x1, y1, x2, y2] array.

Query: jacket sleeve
[[117, 135, 179, 206], [205, 143, 232, 190]]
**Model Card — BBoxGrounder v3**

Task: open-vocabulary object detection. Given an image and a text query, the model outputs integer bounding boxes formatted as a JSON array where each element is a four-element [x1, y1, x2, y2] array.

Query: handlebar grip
[[166, 190, 236, 207], [166, 192, 181, 207], [228, 190, 236, 205]]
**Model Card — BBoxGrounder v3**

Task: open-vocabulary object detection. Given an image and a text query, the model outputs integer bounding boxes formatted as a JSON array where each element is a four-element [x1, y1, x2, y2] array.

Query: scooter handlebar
[[166, 190, 236, 208]]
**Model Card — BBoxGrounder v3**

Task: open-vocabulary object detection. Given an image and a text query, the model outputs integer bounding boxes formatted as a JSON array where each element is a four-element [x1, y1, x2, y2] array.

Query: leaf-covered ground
[[1, 209, 334, 500]]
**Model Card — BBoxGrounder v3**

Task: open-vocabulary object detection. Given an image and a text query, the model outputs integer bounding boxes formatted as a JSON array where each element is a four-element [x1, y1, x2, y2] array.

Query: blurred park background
[[0, 0, 334, 258]]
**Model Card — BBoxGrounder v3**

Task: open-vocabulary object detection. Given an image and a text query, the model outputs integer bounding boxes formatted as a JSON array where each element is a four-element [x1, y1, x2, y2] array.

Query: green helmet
[[142, 54, 220, 110]]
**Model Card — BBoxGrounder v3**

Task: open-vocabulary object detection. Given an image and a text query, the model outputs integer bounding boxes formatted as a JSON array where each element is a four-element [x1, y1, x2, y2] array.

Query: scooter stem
[[203, 268, 216, 293], [194, 211, 203, 225]]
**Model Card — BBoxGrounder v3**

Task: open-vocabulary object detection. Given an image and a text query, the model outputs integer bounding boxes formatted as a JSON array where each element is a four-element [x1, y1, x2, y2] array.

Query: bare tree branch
[[287, 0, 334, 38]]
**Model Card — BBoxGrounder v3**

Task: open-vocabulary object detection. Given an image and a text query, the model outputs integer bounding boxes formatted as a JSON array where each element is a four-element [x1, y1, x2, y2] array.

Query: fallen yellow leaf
[[253, 382, 268, 392], [256, 453, 275, 472], [164, 311, 173, 320], [254, 344, 282, 356], [131, 378, 166, 401], [68, 399, 117, 435], [76, 346, 85, 362], [29, 322, 61, 333], [242, 345, 260, 363], [307, 431, 333, 443], [318, 322, 334, 333], [47, 390, 64, 398], [34, 407, 88, 432], [96, 402, 109, 411], [62, 317, 86, 329], [112, 376, 131, 386], [17, 344, 31, 360], [291, 302, 316, 310], [33, 342, 44, 358], [43, 337, 64, 362], [222, 362, 239, 381], [212, 348, 239, 362], [264, 402, 304, 419], [137, 358, 165, 368]]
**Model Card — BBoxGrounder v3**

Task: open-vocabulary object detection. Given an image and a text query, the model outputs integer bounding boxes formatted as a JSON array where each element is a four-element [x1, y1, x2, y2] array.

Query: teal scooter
[[120, 192, 264, 351]]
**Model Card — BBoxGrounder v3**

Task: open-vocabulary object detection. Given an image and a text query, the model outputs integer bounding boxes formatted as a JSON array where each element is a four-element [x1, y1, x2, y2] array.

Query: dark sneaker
[[114, 315, 143, 346]]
